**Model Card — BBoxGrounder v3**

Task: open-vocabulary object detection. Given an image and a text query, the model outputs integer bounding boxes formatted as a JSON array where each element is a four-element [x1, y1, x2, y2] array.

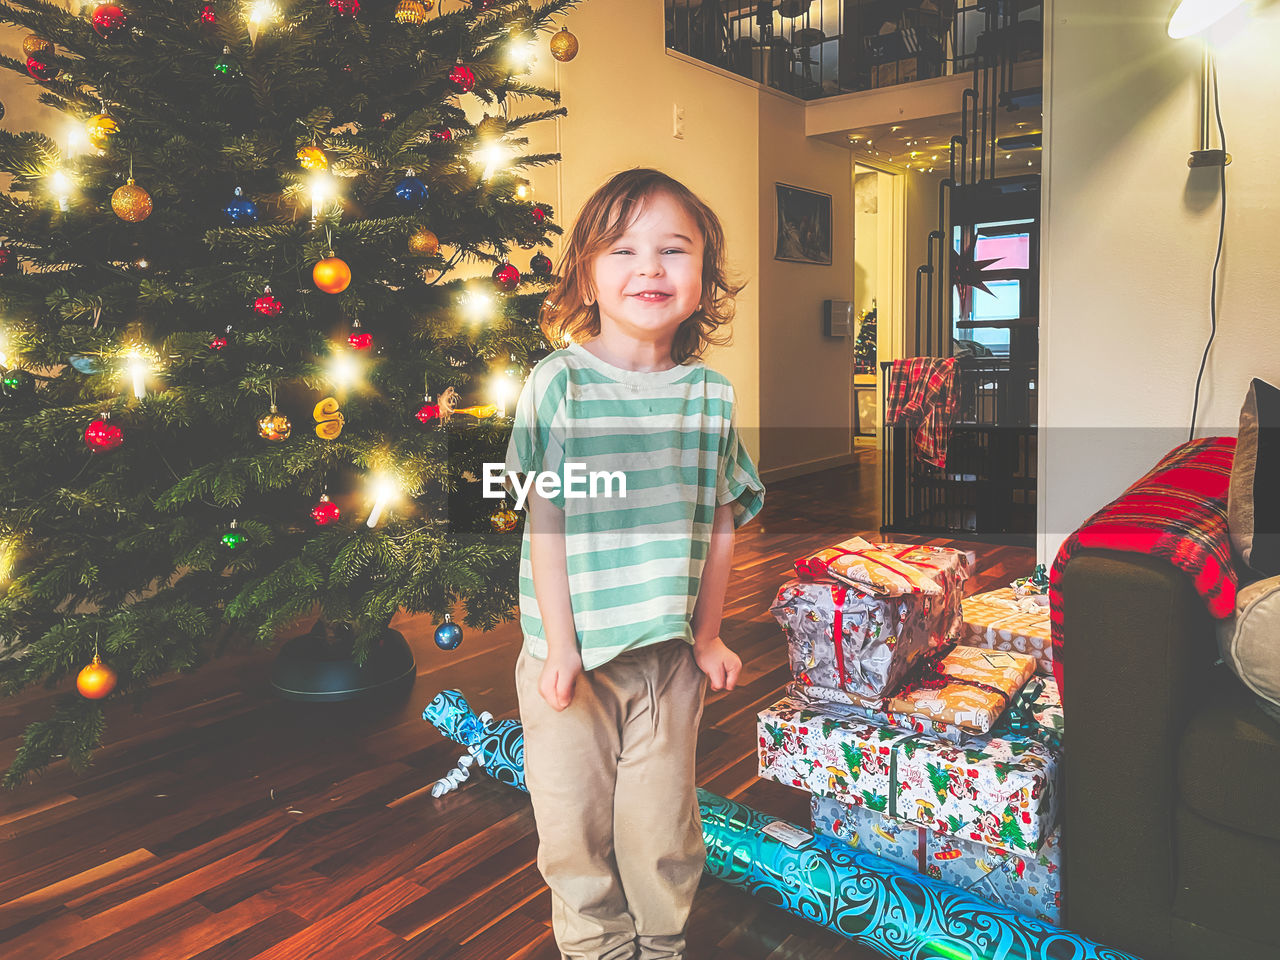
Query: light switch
[[673, 103, 685, 140]]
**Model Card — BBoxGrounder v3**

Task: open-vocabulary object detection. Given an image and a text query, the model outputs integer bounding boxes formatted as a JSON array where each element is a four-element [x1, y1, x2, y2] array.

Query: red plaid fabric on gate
[[885, 357, 959, 469], [1048, 436, 1238, 702]]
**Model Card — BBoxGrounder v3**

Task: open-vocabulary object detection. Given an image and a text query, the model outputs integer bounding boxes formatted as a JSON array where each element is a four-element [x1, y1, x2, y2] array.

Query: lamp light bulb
[[1167, 0, 1248, 38], [125, 348, 148, 399]]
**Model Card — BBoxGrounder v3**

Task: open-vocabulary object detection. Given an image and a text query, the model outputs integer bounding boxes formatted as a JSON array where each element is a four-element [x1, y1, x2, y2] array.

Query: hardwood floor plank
[[0, 452, 1032, 960]]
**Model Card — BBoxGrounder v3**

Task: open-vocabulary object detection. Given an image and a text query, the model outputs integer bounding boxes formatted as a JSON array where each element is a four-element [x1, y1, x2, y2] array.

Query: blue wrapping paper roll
[[424, 690, 1140, 960], [422, 689, 527, 793]]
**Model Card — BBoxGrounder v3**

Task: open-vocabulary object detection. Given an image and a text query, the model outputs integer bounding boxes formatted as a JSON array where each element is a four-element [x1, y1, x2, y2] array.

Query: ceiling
[[833, 112, 1041, 177]]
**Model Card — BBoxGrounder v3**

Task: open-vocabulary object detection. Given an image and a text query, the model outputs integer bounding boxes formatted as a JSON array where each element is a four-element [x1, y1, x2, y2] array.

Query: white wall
[[1041, 0, 1280, 558]]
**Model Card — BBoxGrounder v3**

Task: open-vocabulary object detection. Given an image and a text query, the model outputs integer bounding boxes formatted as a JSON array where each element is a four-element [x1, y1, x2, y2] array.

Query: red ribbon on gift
[[831, 583, 850, 688]]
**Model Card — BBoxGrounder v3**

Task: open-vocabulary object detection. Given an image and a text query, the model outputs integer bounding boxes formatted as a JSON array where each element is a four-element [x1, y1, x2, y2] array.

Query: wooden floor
[[0, 449, 1033, 960]]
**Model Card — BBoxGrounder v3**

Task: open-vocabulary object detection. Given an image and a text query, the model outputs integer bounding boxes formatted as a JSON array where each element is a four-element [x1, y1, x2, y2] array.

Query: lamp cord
[[1188, 54, 1227, 442]]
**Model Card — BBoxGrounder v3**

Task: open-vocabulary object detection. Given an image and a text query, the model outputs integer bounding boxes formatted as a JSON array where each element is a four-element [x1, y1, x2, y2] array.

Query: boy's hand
[[539, 646, 583, 711], [693, 635, 742, 691]]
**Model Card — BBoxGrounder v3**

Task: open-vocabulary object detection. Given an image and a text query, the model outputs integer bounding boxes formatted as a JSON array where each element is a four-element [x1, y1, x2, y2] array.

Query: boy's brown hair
[[538, 168, 748, 365]]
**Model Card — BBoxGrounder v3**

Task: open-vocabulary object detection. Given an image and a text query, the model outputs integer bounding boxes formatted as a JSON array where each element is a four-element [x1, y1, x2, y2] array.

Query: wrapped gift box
[[786, 669, 1060, 748], [811, 794, 1063, 925], [757, 695, 1060, 854], [792, 539, 975, 599], [959, 587, 1054, 676], [881, 645, 1037, 736], [773, 544, 973, 700]]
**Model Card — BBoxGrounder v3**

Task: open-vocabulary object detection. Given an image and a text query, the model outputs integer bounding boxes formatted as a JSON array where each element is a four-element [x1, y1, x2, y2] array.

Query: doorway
[[852, 162, 904, 449]]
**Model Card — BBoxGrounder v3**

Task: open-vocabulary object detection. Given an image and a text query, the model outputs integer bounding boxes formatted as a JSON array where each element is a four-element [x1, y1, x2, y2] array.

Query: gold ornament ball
[[313, 255, 352, 294], [297, 144, 328, 170], [23, 35, 52, 58], [408, 227, 439, 257], [77, 654, 118, 700], [550, 26, 579, 62], [490, 505, 519, 532], [394, 0, 429, 24], [258, 409, 292, 442], [86, 113, 119, 151], [111, 178, 152, 222]]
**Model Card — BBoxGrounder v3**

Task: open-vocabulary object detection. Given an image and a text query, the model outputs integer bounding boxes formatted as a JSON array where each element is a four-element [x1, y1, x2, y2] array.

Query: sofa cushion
[[1228, 377, 1280, 577], [1217, 573, 1280, 714], [1177, 664, 1280, 841]]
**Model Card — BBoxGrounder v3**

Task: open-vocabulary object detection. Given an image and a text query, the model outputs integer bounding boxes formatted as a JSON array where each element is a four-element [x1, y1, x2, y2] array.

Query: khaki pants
[[515, 638, 709, 960]]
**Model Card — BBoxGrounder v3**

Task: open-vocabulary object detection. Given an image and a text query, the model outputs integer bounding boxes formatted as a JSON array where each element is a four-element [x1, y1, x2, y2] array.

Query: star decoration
[[952, 236, 1003, 319]]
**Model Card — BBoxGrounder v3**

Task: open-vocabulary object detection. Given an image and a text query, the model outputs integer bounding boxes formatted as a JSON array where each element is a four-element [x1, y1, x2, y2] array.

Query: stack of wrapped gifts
[[759, 539, 1065, 924]]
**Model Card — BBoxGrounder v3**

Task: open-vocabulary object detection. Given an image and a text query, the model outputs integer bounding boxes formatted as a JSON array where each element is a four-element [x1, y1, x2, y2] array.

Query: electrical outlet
[[673, 103, 685, 140]]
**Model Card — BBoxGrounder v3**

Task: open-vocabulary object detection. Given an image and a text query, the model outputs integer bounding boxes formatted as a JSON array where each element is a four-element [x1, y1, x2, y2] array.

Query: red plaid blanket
[[885, 357, 958, 469], [1048, 436, 1238, 699]]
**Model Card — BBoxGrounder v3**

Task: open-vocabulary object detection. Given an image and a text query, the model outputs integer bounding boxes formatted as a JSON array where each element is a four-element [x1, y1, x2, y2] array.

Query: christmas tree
[[853, 301, 875, 375], [0, 0, 583, 789]]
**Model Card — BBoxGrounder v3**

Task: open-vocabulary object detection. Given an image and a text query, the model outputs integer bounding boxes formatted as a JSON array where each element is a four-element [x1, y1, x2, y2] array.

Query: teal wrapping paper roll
[[697, 788, 1140, 960]]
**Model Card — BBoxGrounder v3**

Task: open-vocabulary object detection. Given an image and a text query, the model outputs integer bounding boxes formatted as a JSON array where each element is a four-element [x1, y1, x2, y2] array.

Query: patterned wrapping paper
[[785, 671, 1062, 747], [881, 645, 1038, 735], [959, 587, 1055, 676], [771, 546, 973, 700], [793, 539, 976, 598], [757, 695, 1061, 854], [811, 794, 1064, 925]]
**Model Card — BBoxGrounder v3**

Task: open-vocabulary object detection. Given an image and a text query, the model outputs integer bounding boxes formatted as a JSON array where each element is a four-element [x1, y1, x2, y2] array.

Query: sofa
[[1059, 550, 1280, 960]]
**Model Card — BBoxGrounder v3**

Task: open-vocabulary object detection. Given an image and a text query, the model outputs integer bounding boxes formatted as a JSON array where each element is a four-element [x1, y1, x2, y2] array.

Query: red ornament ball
[[26, 56, 58, 81], [91, 4, 128, 39], [531, 205, 547, 224], [0, 247, 16, 275], [200, 4, 216, 24], [329, 0, 360, 16], [311, 495, 340, 526], [347, 331, 372, 350], [416, 402, 442, 425], [492, 262, 521, 291], [84, 418, 123, 452], [448, 64, 476, 93], [431, 126, 453, 141], [530, 251, 553, 277], [253, 288, 283, 316], [209, 335, 228, 351]]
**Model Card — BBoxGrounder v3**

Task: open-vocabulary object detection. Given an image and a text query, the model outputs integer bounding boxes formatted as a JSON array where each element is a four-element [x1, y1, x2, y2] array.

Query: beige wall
[[546, 0, 861, 481], [1041, 0, 1280, 558], [756, 84, 855, 478]]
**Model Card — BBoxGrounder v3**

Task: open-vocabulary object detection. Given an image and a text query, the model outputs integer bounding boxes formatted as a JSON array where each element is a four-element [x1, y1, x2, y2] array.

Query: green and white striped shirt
[[502, 339, 765, 670]]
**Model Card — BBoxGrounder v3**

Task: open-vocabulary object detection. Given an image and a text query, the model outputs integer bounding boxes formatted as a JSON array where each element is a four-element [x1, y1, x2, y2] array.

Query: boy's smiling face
[[590, 190, 705, 347]]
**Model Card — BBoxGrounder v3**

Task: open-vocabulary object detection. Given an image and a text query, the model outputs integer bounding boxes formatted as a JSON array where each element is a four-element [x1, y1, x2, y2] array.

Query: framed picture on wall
[[774, 183, 832, 265]]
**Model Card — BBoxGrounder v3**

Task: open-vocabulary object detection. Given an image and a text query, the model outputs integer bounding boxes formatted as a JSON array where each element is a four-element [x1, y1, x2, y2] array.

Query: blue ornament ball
[[394, 175, 428, 210], [223, 186, 259, 225], [434, 616, 463, 651]]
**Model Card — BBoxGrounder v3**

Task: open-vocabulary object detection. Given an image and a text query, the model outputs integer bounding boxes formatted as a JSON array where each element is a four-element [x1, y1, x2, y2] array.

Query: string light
[[507, 35, 537, 70], [49, 169, 72, 211], [123, 347, 149, 399], [246, 1, 279, 43], [327, 349, 361, 389], [491, 369, 518, 417], [473, 142, 511, 180], [462, 288, 494, 324], [310, 170, 337, 222], [366, 475, 400, 528]]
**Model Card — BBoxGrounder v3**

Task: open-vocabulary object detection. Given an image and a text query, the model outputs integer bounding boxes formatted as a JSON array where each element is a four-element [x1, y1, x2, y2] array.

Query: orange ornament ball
[[408, 227, 439, 256], [313, 255, 352, 294], [77, 654, 118, 700]]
